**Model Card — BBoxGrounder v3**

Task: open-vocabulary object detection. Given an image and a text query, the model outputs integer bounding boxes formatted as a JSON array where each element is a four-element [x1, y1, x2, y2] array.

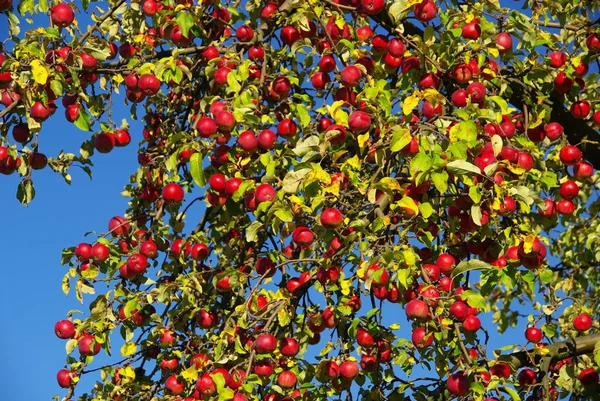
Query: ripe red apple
[[57, 369, 76, 388], [162, 183, 184, 203], [356, 328, 375, 348], [292, 226, 314, 246], [91, 243, 109, 262], [321, 207, 343, 228], [412, 327, 433, 348], [277, 371, 297, 389], [238, 130, 258, 152], [114, 129, 131, 147], [197, 373, 216, 396], [578, 367, 599, 387], [108, 216, 130, 236], [462, 21, 481, 39], [405, 299, 430, 321], [280, 337, 299, 357], [255, 183, 276, 203], [498, 196, 517, 216], [414, 0, 436, 22], [436, 253, 455, 276], [253, 360, 274, 377], [553, 71, 573, 94], [361, 0, 384, 15], [138, 74, 160, 96], [236, 25, 254, 42], [518, 368, 537, 386], [94, 132, 115, 153], [339, 361, 359, 380], [447, 372, 470, 396], [30, 101, 53, 122], [78, 333, 101, 356], [559, 180, 579, 200], [197, 309, 218, 329], [495, 32, 513, 53], [548, 51, 566, 68], [311, 71, 331, 90], [573, 313, 592, 331], [225, 177, 243, 196], [449, 301, 469, 321], [127, 253, 148, 275], [559, 145, 582, 166], [586, 33, 600, 53], [280, 26, 300, 46], [258, 129, 277, 149], [462, 315, 481, 332], [277, 118, 297, 138], [119, 43, 136, 59], [570, 100, 591, 119], [466, 82, 486, 103], [55, 320, 75, 339], [545, 122, 563, 140], [340, 65, 362, 87], [573, 162, 593, 179], [356, 26, 373, 42], [348, 111, 371, 133], [517, 152, 534, 171], [51, 4, 75, 28], [525, 327, 543, 343], [255, 333, 277, 353], [451, 89, 468, 107], [165, 375, 185, 395]]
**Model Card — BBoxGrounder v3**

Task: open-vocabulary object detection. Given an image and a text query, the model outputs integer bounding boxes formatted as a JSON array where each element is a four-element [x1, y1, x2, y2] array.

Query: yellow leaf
[[306, 169, 331, 185], [346, 155, 361, 170], [522, 234, 536, 254], [181, 366, 199, 383], [402, 93, 421, 115], [422, 89, 446, 106], [378, 177, 401, 192], [121, 366, 136, 381], [30, 59, 48, 85], [340, 278, 352, 296], [120, 342, 137, 357], [357, 132, 370, 150]]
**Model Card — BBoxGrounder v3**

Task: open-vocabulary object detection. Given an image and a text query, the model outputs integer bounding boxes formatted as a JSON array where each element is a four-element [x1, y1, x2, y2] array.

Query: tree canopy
[[1, 0, 600, 401]]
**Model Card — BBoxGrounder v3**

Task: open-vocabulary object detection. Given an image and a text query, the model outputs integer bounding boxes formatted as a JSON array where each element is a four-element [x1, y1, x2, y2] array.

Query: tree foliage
[[1, 0, 600, 401]]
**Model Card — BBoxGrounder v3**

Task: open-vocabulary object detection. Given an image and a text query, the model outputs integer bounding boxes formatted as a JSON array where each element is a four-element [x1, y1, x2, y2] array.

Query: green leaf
[[503, 386, 521, 401], [451, 260, 492, 279], [282, 168, 311, 194], [17, 179, 35, 205], [189, 153, 206, 188], [293, 136, 320, 157], [594, 340, 600, 368], [390, 128, 412, 152], [176, 13, 194, 39], [410, 152, 432, 177], [459, 290, 487, 311], [470, 205, 482, 226], [418, 202, 434, 219], [449, 121, 477, 144], [431, 171, 448, 193], [295, 103, 311, 128], [274, 207, 293, 222], [74, 110, 91, 132], [446, 160, 481, 176], [245, 221, 263, 243]]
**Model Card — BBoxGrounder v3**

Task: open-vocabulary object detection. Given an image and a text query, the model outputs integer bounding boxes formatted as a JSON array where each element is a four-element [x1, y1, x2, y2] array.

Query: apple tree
[[1, 0, 600, 400]]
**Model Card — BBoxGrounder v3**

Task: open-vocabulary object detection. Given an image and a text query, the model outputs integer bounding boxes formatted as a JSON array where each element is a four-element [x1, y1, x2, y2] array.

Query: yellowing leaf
[[522, 234, 536, 254], [357, 133, 370, 150], [30, 59, 48, 85], [402, 93, 421, 115], [181, 366, 199, 383], [120, 342, 137, 357], [379, 177, 401, 192], [422, 89, 445, 106]]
